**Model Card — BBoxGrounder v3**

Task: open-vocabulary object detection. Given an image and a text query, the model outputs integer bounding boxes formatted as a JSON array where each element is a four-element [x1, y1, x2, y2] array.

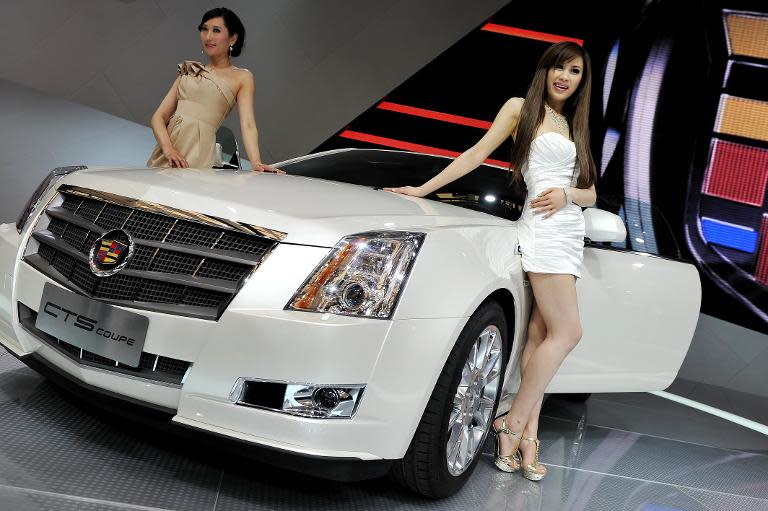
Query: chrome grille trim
[[63, 185, 287, 241], [23, 186, 282, 320]]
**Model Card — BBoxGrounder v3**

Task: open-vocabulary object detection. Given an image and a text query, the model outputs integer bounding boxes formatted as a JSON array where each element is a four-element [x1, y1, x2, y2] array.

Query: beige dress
[[147, 61, 236, 168]]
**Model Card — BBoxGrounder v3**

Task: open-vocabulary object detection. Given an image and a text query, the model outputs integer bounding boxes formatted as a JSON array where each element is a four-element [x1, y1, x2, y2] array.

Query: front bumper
[[3, 347, 393, 481], [0, 223, 468, 462]]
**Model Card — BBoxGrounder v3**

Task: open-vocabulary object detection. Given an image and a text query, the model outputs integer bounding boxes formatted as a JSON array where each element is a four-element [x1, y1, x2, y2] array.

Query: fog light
[[313, 387, 341, 409], [229, 378, 365, 419]]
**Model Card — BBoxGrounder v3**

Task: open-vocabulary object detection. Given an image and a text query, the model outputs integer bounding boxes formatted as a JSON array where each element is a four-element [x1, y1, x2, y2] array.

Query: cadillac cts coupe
[[0, 149, 701, 497]]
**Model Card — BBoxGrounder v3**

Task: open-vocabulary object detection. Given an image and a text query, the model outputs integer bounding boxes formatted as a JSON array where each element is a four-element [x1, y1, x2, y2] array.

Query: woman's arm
[[150, 77, 188, 168], [570, 184, 596, 207], [236, 71, 273, 171], [530, 183, 596, 218], [385, 97, 523, 197]]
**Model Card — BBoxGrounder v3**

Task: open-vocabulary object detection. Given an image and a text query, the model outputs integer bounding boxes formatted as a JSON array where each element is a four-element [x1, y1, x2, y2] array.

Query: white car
[[0, 149, 700, 497]]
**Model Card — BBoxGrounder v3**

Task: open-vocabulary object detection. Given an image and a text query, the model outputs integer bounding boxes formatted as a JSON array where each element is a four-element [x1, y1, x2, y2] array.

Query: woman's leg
[[520, 303, 547, 470], [493, 273, 582, 465], [492, 298, 546, 463]]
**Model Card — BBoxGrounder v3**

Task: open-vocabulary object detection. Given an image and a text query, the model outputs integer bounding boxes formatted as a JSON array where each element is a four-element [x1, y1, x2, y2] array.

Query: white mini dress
[[517, 132, 585, 278]]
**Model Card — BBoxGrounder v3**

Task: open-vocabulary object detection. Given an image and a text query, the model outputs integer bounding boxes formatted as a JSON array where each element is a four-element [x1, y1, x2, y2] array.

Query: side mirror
[[583, 208, 627, 242], [214, 126, 241, 170]]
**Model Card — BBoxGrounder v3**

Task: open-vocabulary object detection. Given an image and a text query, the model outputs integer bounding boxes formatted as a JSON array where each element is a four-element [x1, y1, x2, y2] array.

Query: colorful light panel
[[703, 139, 768, 206], [756, 215, 768, 285], [724, 12, 768, 60], [701, 217, 758, 253], [716, 95, 768, 143]]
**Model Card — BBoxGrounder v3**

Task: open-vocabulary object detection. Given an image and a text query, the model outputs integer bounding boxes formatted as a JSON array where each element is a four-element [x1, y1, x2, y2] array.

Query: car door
[[547, 246, 701, 393]]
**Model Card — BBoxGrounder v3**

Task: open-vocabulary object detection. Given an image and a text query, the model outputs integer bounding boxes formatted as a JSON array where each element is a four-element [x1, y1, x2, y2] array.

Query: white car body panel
[[549, 248, 702, 393], [0, 152, 701, 463]]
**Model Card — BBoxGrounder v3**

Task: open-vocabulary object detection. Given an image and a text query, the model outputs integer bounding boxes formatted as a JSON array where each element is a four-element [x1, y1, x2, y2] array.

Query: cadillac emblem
[[89, 229, 135, 277]]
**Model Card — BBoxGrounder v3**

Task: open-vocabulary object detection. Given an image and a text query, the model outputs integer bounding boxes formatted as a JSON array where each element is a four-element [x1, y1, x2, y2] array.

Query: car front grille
[[17, 302, 190, 386], [23, 186, 285, 320]]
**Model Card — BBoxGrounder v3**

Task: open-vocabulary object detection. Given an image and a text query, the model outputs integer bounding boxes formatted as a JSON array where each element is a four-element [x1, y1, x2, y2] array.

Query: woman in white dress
[[386, 41, 597, 481]]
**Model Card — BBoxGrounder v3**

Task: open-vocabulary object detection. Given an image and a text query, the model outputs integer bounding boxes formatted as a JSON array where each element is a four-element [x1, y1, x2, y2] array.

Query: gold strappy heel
[[520, 436, 547, 481], [491, 417, 522, 473]]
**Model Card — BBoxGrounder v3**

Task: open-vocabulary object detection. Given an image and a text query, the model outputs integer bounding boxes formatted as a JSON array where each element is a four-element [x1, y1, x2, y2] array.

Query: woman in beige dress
[[147, 7, 278, 172]]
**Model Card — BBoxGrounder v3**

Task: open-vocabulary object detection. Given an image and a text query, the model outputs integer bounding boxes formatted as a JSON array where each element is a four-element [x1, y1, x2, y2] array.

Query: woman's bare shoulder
[[234, 67, 253, 78], [505, 97, 525, 112], [235, 67, 254, 86], [494, 97, 524, 123]]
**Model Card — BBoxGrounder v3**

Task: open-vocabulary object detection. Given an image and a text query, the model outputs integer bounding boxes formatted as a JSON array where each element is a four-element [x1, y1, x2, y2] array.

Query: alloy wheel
[[445, 325, 502, 476]]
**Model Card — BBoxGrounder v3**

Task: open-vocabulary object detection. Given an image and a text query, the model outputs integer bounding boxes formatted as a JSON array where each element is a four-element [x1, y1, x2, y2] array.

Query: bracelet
[[563, 187, 573, 205]]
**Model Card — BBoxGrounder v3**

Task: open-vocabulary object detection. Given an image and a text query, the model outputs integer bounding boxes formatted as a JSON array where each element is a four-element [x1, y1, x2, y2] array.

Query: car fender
[[393, 225, 531, 402]]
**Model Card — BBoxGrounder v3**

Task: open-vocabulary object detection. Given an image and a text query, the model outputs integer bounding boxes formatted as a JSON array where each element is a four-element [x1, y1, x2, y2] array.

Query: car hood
[[62, 167, 511, 246]]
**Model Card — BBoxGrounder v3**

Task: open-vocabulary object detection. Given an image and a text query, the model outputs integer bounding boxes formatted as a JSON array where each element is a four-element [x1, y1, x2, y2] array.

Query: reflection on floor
[[1, 349, 767, 511]]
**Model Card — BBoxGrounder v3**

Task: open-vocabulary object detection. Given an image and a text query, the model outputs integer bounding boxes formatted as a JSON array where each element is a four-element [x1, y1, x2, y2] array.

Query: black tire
[[390, 300, 509, 498]]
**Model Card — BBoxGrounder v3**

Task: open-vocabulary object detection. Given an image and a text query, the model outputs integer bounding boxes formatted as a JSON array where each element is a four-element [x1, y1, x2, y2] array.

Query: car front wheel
[[391, 300, 509, 498]]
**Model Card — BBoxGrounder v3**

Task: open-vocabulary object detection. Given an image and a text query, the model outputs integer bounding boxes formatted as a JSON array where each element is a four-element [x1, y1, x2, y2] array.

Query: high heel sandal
[[520, 436, 547, 481], [491, 417, 522, 473]]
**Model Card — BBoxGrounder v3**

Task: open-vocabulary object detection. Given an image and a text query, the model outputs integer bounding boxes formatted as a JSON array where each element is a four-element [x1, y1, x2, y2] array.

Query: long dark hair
[[198, 7, 246, 57], [510, 42, 596, 192]]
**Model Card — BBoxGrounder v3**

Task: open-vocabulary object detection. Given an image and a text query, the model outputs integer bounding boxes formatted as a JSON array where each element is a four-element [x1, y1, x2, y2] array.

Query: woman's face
[[546, 56, 584, 104], [200, 16, 236, 59]]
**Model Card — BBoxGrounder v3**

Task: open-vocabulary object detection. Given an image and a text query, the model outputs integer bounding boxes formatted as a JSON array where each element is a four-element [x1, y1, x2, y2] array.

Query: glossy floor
[[1, 349, 767, 511]]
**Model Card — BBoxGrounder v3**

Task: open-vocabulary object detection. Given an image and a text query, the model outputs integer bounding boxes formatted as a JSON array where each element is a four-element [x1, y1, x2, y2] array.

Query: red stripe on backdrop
[[339, 130, 510, 168], [377, 102, 492, 129], [703, 140, 768, 206], [480, 24, 584, 45]]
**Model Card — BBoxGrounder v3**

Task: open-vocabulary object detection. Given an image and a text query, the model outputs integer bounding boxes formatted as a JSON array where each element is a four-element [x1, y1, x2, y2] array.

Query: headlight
[[287, 231, 425, 319], [16, 166, 86, 233]]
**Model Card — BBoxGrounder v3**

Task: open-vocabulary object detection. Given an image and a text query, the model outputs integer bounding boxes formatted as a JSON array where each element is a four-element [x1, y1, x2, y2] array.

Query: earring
[[229, 45, 233, 56]]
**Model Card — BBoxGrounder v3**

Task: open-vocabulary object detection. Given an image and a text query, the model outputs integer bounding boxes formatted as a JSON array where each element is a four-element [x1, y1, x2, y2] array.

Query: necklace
[[544, 103, 569, 135]]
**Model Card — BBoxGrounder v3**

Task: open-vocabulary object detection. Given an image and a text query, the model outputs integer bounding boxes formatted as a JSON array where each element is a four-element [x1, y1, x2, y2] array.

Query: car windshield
[[280, 149, 524, 221], [281, 149, 685, 258]]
